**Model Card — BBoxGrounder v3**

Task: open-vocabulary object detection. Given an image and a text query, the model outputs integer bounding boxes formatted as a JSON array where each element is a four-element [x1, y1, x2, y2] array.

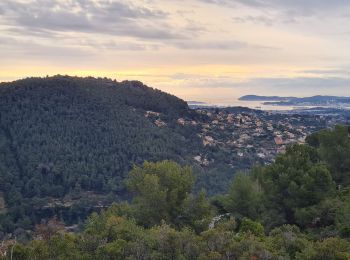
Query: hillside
[[4, 127, 350, 259], [239, 95, 295, 101], [0, 76, 345, 234], [0, 76, 204, 232]]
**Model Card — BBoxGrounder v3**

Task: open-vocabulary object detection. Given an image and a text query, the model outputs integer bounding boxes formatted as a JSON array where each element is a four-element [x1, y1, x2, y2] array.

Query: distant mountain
[[239, 95, 295, 101], [264, 95, 350, 106], [240, 95, 350, 106]]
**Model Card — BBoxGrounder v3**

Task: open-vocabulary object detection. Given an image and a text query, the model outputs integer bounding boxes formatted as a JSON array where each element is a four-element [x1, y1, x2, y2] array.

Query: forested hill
[[0, 76, 191, 117], [0, 76, 343, 234], [6, 127, 350, 259], [0, 76, 204, 232]]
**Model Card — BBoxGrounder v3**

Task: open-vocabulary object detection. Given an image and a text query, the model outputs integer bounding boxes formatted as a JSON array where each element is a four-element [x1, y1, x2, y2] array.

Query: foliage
[[306, 125, 350, 185], [239, 218, 265, 237], [0, 76, 340, 233], [126, 161, 195, 227], [0, 76, 202, 232], [253, 144, 335, 228], [7, 127, 350, 259], [224, 172, 263, 219], [2, 77, 350, 259]]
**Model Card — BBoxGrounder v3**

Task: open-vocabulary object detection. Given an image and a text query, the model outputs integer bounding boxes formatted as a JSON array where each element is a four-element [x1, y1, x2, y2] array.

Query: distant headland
[[239, 95, 350, 107]]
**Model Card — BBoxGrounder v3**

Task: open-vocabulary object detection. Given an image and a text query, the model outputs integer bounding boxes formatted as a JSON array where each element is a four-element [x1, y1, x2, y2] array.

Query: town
[[148, 106, 349, 172]]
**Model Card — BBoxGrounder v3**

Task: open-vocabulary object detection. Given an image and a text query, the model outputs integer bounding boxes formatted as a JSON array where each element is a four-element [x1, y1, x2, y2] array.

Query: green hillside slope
[[0, 76, 342, 234], [0, 76, 202, 231]]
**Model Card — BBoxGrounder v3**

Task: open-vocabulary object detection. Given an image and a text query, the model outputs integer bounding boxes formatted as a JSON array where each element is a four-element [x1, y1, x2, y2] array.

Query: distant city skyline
[[1, 0, 350, 103]]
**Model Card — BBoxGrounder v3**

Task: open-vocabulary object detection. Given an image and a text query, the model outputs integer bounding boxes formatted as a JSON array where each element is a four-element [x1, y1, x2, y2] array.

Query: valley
[[0, 76, 349, 237]]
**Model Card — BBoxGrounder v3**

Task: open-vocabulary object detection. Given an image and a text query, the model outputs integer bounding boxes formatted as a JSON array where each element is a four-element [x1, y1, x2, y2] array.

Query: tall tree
[[126, 161, 195, 227]]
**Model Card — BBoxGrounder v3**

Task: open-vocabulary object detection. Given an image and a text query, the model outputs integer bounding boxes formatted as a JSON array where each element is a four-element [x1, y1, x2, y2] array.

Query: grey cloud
[[0, 33, 160, 55], [212, 0, 350, 10], [77, 39, 160, 51], [0, 35, 90, 60], [301, 69, 350, 76], [233, 15, 275, 26], [171, 40, 278, 50], [172, 74, 350, 92], [173, 40, 248, 50], [181, 76, 350, 91], [197, 0, 241, 8], [249, 77, 350, 89], [0, 36, 18, 45], [265, 0, 347, 9], [201, 0, 350, 24], [235, 77, 350, 96], [0, 0, 189, 40]]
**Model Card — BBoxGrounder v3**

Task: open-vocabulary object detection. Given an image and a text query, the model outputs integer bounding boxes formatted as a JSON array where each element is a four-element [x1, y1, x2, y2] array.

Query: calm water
[[189, 99, 350, 111]]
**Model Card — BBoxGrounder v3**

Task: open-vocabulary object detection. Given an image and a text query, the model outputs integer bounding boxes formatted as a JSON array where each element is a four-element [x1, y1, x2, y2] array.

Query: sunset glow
[[1, 0, 350, 102]]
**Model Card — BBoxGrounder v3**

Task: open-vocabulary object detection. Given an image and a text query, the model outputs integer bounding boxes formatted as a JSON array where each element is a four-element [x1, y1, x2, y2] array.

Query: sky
[[1, 0, 350, 104]]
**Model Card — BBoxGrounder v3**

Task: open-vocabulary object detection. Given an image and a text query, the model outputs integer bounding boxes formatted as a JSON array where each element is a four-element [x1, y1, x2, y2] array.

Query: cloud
[[300, 69, 350, 76], [208, 0, 350, 11], [173, 40, 248, 50], [77, 39, 160, 51], [233, 15, 276, 26], [0, 35, 90, 61], [0, 0, 188, 40], [171, 40, 278, 50], [169, 73, 350, 92], [202, 0, 350, 26], [248, 77, 350, 89], [233, 77, 350, 96]]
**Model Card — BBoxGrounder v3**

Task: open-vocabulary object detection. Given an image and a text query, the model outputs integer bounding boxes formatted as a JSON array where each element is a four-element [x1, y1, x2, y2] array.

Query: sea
[[188, 99, 350, 112]]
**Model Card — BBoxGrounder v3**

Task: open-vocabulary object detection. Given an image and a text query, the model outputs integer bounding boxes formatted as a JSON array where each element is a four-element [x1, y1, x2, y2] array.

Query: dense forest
[[3, 126, 350, 259], [2, 76, 308, 233], [1, 76, 350, 259], [0, 76, 205, 233]]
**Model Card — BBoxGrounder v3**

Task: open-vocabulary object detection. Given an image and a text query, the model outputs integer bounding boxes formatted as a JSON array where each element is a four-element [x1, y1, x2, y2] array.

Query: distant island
[[240, 95, 350, 107], [239, 95, 295, 102]]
